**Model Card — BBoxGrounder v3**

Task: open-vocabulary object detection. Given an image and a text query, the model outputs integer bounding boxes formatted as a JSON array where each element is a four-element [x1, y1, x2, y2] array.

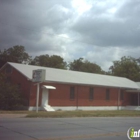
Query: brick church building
[[0, 62, 140, 111]]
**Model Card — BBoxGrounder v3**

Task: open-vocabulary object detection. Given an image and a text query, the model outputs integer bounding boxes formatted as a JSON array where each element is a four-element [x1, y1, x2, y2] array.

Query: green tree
[[30, 54, 67, 69], [0, 45, 31, 68], [69, 58, 104, 74], [0, 73, 27, 110], [49, 55, 67, 69], [30, 54, 49, 66], [109, 56, 140, 81]]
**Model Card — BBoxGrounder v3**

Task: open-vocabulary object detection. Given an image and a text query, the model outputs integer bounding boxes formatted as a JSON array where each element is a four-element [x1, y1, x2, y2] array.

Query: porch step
[[44, 105, 55, 112]]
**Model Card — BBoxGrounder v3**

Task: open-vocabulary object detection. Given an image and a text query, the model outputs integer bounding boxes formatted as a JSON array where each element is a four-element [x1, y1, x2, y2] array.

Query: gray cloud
[[0, 0, 73, 50], [71, 0, 140, 47], [116, 0, 140, 19], [0, 0, 140, 71]]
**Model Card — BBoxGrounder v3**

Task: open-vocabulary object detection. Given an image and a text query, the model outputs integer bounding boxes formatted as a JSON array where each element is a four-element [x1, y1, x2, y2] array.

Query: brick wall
[[43, 83, 130, 107], [1, 64, 133, 107], [1, 64, 31, 105]]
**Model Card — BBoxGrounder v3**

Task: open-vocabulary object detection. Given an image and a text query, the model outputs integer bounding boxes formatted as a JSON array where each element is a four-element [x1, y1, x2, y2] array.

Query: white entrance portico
[[41, 85, 56, 111]]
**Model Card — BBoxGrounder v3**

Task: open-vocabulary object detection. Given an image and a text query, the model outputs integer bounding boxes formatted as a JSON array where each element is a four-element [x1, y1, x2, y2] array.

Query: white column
[[36, 83, 40, 113]]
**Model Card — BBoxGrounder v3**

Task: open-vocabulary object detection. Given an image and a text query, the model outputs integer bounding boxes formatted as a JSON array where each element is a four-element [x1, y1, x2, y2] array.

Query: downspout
[[138, 92, 140, 106], [118, 88, 120, 110]]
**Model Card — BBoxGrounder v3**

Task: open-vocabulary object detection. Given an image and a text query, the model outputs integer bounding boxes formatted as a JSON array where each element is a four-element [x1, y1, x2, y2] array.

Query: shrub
[[0, 73, 28, 110]]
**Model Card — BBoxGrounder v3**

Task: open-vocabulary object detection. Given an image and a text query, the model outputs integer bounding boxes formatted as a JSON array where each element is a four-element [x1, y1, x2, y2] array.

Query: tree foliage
[[1, 45, 140, 81], [0, 45, 31, 68], [69, 58, 104, 74], [0, 73, 27, 110], [30, 54, 67, 69], [109, 56, 140, 81]]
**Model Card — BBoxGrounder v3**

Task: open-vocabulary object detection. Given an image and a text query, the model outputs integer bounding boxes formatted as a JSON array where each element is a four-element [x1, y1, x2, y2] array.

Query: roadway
[[0, 115, 139, 140]]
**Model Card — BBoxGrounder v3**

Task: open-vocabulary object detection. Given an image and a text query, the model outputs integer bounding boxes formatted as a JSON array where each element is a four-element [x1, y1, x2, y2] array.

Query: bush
[[0, 74, 28, 110]]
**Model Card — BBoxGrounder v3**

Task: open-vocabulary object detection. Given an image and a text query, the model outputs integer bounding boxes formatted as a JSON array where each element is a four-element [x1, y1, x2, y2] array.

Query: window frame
[[17, 83, 21, 89], [89, 87, 94, 100], [5, 65, 13, 74], [6, 76, 11, 83], [70, 86, 75, 100], [106, 89, 110, 100], [120, 90, 124, 100]]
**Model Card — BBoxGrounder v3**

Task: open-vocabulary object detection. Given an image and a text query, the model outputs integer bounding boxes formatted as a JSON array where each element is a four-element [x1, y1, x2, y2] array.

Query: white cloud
[[72, 0, 92, 15]]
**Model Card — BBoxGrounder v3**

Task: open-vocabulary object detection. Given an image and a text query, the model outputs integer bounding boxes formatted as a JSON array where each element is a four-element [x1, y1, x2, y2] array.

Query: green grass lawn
[[1, 110, 140, 118]]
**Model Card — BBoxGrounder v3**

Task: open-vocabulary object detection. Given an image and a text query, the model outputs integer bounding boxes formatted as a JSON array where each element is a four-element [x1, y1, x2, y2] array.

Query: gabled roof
[[136, 82, 140, 88], [126, 82, 140, 93], [2, 62, 140, 89]]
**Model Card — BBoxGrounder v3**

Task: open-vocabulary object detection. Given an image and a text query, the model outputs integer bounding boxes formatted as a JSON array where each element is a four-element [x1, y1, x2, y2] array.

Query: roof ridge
[[8, 62, 126, 79], [6, 62, 139, 89]]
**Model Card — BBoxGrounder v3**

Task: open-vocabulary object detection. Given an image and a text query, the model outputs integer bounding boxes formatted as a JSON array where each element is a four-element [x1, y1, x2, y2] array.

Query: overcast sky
[[0, 0, 140, 71]]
